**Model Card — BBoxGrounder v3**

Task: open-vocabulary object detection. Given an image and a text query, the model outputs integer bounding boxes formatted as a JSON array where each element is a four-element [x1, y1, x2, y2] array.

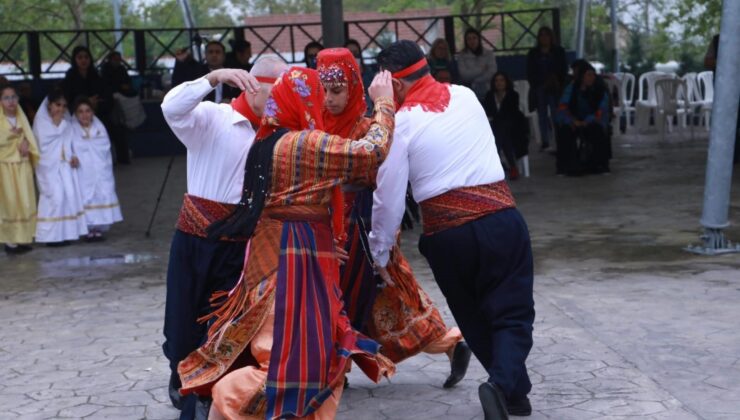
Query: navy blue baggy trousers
[[162, 230, 246, 387], [419, 208, 535, 400]]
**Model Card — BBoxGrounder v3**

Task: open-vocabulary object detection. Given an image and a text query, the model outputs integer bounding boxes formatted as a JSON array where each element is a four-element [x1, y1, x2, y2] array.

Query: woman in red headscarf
[[317, 48, 470, 386], [177, 67, 396, 420]]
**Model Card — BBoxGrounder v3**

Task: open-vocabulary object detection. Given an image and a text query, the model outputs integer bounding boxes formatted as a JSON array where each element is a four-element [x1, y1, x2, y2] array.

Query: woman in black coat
[[483, 71, 529, 180], [526, 26, 568, 150], [63, 46, 131, 164]]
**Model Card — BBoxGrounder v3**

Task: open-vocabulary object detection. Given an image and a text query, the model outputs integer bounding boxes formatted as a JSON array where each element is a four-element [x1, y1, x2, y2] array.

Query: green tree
[[660, 0, 721, 42]]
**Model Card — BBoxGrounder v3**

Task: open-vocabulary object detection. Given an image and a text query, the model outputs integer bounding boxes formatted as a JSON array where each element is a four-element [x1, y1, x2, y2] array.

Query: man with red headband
[[369, 40, 535, 419], [177, 67, 396, 420], [316, 47, 472, 388], [160, 57, 287, 419]]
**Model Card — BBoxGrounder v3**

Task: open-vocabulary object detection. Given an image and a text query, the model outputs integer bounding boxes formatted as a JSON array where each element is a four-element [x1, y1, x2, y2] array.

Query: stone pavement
[[1, 132, 739, 419]]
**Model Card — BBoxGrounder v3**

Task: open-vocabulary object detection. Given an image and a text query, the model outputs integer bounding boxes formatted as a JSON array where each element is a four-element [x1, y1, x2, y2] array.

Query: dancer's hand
[[206, 69, 260, 94], [377, 265, 396, 287], [368, 70, 393, 102], [334, 239, 349, 266]]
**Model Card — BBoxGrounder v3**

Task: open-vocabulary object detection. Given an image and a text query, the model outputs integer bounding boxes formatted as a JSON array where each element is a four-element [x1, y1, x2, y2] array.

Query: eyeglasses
[[1, 95, 19, 102]]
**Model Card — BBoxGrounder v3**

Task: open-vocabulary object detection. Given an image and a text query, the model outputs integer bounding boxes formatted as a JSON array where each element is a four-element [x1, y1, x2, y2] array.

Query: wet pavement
[[1, 130, 739, 419]]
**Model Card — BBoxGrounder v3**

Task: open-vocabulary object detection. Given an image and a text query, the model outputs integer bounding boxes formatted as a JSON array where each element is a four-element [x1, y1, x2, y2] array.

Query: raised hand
[[206, 69, 260, 94], [368, 70, 394, 102]]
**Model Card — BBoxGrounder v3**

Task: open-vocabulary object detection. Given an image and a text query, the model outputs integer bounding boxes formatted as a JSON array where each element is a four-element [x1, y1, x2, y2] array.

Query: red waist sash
[[420, 181, 516, 235], [175, 194, 246, 241]]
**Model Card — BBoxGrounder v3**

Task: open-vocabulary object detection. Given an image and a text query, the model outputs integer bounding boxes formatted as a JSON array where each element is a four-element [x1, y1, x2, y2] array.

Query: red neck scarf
[[317, 48, 367, 138], [399, 74, 451, 113], [256, 67, 325, 140], [231, 93, 261, 129]]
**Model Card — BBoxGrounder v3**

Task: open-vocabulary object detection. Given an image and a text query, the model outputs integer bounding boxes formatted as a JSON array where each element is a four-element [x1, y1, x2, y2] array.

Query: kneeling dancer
[[369, 41, 536, 419], [178, 67, 396, 419]]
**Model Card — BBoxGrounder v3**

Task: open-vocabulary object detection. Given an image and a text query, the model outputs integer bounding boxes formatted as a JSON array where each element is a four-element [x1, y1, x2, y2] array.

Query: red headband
[[256, 76, 277, 84], [391, 58, 428, 79]]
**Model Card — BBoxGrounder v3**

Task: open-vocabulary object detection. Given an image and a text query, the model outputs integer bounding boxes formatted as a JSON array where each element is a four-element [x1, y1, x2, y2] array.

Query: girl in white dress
[[32, 91, 88, 245], [71, 97, 123, 241]]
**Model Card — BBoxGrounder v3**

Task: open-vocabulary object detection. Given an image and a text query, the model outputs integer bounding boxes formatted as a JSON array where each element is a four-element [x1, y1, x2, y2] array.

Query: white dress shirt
[[161, 77, 255, 204], [369, 84, 505, 266]]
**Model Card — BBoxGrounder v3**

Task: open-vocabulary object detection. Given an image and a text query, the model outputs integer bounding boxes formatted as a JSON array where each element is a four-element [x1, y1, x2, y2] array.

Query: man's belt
[[419, 180, 516, 235]]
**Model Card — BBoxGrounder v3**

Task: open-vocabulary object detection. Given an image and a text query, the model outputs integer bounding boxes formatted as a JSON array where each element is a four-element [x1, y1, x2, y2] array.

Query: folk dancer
[[160, 58, 286, 419], [369, 41, 536, 419], [0, 83, 39, 254], [316, 47, 471, 386], [33, 91, 88, 246], [177, 67, 397, 420], [71, 96, 123, 241]]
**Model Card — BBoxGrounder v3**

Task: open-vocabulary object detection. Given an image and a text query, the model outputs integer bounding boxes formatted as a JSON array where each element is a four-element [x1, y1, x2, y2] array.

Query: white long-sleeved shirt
[[369, 84, 505, 266], [161, 77, 255, 204]]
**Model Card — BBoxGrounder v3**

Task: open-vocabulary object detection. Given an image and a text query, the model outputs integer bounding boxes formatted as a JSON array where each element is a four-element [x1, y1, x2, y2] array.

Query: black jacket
[[62, 67, 113, 117], [526, 45, 568, 94]]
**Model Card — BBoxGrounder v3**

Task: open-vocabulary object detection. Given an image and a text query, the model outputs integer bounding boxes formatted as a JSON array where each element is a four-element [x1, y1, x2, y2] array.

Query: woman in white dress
[[71, 97, 123, 241], [32, 90, 88, 245]]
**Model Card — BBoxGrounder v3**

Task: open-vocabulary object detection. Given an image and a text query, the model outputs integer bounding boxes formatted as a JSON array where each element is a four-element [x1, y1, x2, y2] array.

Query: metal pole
[[178, 0, 196, 28], [321, 0, 344, 48], [178, 0, 201, 62], [610, 0, 619, 71], [687, 0, 740, 255], [112, 0, 123, 55], [575, 0, 587, 58]]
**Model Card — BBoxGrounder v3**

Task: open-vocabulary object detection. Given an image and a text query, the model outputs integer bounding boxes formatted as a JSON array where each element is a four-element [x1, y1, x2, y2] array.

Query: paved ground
[[1, 130, 739, 419]]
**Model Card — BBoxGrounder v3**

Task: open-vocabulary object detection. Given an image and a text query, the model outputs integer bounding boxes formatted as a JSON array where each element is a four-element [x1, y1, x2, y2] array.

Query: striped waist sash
[[420, 181, 516, 235], [175, 194, 245, 241], [263, 205, 330, 222]]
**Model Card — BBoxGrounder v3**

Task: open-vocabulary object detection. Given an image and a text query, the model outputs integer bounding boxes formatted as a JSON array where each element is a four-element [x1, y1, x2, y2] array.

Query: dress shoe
[[479, 382, 509, 420], [169, 373, 183, 410], [4, 244, 32, 255], [443, 341, 472, 388], [507, 396, 532, 416]]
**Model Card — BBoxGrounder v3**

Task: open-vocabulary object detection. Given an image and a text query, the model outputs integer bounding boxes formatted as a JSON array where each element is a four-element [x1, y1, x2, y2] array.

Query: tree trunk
[[64, 0, 85, 31]]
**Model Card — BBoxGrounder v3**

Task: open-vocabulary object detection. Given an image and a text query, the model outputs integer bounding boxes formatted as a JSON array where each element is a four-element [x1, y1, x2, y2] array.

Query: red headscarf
[[317, 48, 367, 138], [255, 67, 325, 140]]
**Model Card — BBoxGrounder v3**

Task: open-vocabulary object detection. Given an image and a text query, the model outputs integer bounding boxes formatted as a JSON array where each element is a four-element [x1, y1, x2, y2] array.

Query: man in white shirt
[[369, 41, 535, 420], [160, 57, 287, 419]]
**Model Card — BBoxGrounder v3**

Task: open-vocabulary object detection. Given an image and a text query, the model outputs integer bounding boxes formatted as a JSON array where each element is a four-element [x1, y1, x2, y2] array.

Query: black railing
[[0, 7, 559, 80]]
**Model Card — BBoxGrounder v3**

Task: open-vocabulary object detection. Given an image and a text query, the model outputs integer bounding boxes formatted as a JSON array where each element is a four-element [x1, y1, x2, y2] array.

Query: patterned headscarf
[[209, 67, 325, 241], [256, 67, 325, 139], [317, 48, 367, 138]]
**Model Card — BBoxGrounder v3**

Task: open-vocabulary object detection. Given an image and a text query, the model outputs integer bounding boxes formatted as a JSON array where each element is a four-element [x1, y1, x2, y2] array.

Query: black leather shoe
[[479, 382, 509, 420], [443, 341, 472, 388], [507, 396, 532, 416], [4, 244, 32, 255], [169, 373, 183, 410]]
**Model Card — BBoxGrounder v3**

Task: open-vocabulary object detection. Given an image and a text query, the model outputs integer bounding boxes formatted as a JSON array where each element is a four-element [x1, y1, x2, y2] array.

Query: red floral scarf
[[256, 67, 325, 139]]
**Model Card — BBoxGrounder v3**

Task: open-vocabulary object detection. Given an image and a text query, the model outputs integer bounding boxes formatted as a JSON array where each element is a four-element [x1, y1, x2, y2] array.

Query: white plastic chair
[[679, 72, 701, 129], [604, 75, 620, 134], [636, 71, 674, 131], [697, 71, 714, 131], [614, 72, 636, 131], [655, 78, 691, 141]]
